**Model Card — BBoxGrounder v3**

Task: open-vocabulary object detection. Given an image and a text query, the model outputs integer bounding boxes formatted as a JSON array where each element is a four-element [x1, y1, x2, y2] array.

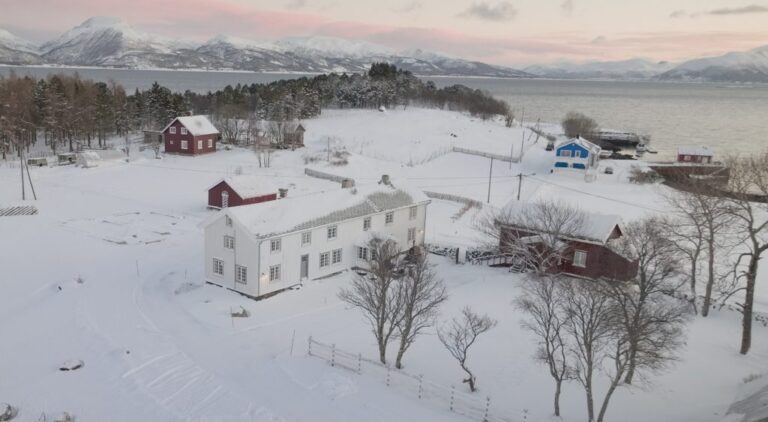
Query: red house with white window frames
[[162, 115, 219, 156], [207, 175, 285, 209], [498, 205, 638, 282], [677, 146, 714, 164]]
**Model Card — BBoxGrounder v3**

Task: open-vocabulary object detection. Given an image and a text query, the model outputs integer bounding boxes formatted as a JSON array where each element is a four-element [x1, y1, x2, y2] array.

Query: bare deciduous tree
[[437, 307, 497, 392], [560, 279, 617, 422], [724, 152, 768, 355], [610, 218, 685, 384], [665, 184, 734, 316], [516, 275, 572, 417], [394, 252, 447, 369], [561, 111, 598, 139], [338, 237, 404, 365], [477, 200, 586, 274]]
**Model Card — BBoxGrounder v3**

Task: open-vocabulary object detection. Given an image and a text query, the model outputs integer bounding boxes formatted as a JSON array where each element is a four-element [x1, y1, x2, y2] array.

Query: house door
[[221, 191, 229, 208], [300, 254, 309, 280]]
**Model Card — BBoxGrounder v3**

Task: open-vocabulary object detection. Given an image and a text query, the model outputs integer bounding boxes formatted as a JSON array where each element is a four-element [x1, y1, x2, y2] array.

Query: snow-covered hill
[[658, 45, 768, 83], [0, 28, 43, 65], [3, 17, 532, 78], [524, 58, 675, 80]]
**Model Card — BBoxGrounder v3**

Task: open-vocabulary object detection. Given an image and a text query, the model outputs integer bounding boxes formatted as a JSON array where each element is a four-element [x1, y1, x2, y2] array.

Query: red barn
[[499, 206, 638, 282], [207, 175, 285, 209], [677, 146, 714, 164], [162, 115, 219, 156]]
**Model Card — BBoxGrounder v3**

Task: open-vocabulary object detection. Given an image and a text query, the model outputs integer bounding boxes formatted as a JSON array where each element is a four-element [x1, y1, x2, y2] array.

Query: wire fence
[[307, 337, 512, 422], [452, 147, 517, 163]]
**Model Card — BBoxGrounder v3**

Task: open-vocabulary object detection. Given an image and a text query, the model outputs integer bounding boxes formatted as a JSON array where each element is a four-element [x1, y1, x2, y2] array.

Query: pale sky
[[1, 0, 767, 66]]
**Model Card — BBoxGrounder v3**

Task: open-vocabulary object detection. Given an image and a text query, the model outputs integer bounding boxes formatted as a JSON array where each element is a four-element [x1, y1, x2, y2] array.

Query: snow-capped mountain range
[[524, 58, 676, 81], [0, 17, 532, 78], [1, 17, 767, 82]]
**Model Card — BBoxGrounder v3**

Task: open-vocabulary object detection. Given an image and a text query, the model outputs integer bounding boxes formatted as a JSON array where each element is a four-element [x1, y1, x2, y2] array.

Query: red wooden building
[[162, 115, 220, 156], [207, 175, 285, 209], [677, 146, 714, 164], [499, 207, 638, 282]]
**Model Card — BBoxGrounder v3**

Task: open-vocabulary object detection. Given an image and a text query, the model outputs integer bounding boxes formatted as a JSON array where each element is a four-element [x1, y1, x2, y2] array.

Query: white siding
[[205, 203, 429, 299]]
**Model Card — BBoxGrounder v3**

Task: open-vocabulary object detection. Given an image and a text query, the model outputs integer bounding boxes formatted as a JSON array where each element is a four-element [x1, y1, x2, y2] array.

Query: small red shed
[[162, 115, 219, 156], [207, 175, 284, 209], [677, 146, 714, 164]]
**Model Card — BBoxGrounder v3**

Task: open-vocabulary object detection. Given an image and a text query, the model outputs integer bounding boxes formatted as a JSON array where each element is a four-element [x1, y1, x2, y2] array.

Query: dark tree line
[[1, 64, 510, 158]]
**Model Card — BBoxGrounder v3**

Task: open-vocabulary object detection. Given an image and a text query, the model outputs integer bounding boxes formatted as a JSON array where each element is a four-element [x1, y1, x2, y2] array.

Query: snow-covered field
[[1, 108, 766, 422]]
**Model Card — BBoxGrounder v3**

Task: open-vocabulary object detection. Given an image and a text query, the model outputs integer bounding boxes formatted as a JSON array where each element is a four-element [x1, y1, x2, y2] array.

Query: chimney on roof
[[278, 188, 288, 198], [379, 174, 391, 186], [341, 179, 355, 189]]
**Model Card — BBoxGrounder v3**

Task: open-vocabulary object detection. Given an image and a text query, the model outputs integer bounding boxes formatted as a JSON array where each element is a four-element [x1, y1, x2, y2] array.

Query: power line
[[527, 175, 665, 213]]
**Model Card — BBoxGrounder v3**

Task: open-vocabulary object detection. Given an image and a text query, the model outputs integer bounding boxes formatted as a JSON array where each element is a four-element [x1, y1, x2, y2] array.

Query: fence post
[[331, 344, 336, 367], [450, 385, 455, 412], [418, 375, 423, 399], [308, 336, 313, 356], [386, 367, 391, 387], [357, 353, 362, 374], [483, 396, 491, 422]]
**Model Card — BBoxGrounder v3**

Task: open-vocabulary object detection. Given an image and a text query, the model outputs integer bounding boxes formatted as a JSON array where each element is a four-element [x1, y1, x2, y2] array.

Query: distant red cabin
[[677, 146, 714, 164], [207, 176, 284, 209], [499, 214, 639, 282], [162, 115, 220, 156]]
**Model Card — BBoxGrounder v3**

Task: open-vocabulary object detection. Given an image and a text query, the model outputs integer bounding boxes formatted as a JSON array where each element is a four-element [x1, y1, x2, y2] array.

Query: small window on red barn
[[170, 127, 176, 134], [181, 127, 188, 135], [573, 250, 587, 268]]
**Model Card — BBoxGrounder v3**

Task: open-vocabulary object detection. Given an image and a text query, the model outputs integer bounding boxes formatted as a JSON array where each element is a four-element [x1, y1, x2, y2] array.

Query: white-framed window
[[683, 155, 691, 161], [222, 191, 229, 208], [225, 215, 232, 226], [269, 264, 281, 282], [170, 140, 174, 145], [357, 246, 368, 260], [363, 217, 371, 231], [301, 231, 311, 246], [181, 140, 188, 150], [235, 265, 247, 284], [385, 212, 394, 225], [371, 248, 378, 261], [407, 227, 416, 242], [332, 248, 342, 264], [213, 258, 224, 275], [573, 250, 588, 268], [320, 252, 330, 268], [197, 140, 203, 150], [169, 127, 176, 134], [208, 139, 213, 148], [409, 206, 417, 220], [560, 150, 571, 158], [327, 225, 338, 240], [181, 127, 188, 135], [270, 238, 281, 253], [224, 235, 235, 249]]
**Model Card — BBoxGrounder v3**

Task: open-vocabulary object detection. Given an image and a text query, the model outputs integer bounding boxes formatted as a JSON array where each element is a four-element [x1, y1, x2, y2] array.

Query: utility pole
[[519, 107, 526, 162], [516, 172, 535, 201], [487, 157, 494, 203], [20, 145, 25, 200]]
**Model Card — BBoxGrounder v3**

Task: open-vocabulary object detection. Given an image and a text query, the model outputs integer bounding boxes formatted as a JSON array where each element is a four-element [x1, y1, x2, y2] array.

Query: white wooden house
[[201, 176, 430, 299]]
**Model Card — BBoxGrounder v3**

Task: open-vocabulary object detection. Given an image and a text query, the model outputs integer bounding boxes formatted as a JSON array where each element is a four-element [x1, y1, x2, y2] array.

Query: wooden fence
[[307, 337, 512, 422], [304, 168, 355, 184], [452, 147, 517, 163]]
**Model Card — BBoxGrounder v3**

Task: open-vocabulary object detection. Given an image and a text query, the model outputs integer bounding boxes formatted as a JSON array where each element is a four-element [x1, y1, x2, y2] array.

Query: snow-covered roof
[[162, 115, 219, 136], [208, 175, 283, 198], [218, 181, 429, 240], [499, 201, 622, 245], [557, 137, 601, 154], [678, 145, 713, 157]]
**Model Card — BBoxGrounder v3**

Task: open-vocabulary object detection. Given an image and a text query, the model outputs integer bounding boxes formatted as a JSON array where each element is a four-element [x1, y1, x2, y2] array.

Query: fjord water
[[3, 66, 766, 159]]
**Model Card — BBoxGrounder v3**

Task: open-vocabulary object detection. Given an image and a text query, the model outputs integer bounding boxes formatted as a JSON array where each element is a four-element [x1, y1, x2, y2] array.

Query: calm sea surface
[[3, 66, 767, 159]]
